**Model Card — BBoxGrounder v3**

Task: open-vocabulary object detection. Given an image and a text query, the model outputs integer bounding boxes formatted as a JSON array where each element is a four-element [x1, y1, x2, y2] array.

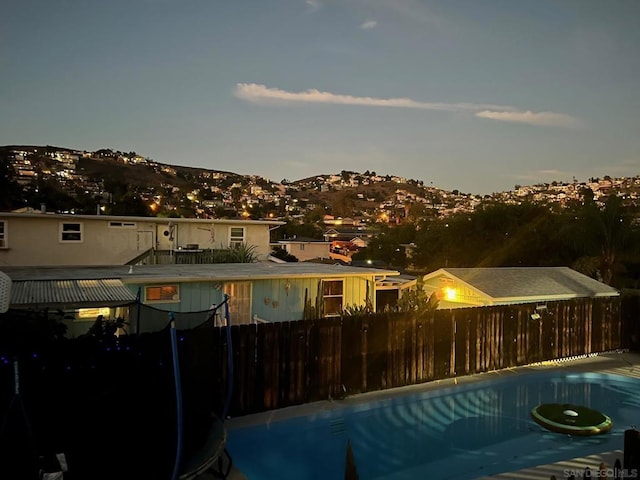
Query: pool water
[[226, 372, 640, 479]]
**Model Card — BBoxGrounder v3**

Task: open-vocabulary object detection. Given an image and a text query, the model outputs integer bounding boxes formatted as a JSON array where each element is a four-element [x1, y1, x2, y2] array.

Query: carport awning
[[10, 279, 138, 308]]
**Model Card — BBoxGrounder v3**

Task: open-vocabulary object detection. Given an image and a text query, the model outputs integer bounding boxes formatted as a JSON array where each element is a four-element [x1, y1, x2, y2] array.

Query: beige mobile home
[[0, 212, 284, 266]]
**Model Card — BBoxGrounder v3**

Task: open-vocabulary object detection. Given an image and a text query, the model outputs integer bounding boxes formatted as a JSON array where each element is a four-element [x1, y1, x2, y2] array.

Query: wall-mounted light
[[284, 280, 291, 294], [443, 287, 457, 301]]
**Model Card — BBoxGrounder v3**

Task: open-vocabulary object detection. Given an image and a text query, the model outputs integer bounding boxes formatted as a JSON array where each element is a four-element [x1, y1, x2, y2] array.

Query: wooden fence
[[206, 297, 625, 417]]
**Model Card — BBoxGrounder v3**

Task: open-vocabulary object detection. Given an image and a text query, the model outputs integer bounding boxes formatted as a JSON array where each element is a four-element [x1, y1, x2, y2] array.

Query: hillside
[[2, 144, 639, 221]]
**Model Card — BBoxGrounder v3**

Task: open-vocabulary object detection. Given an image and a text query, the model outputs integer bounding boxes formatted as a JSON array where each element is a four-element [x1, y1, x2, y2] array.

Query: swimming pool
[[226, 372, 640, 479]]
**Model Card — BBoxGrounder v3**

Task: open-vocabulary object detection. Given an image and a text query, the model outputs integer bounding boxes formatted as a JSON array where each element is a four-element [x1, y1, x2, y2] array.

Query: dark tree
[[570, 193, 636, 285], [107, 194, 152, 216], [0, 151, 26, 210]]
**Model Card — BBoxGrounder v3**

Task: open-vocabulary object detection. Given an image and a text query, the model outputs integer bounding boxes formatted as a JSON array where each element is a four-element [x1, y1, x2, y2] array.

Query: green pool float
[[531, 403, 612, 436]]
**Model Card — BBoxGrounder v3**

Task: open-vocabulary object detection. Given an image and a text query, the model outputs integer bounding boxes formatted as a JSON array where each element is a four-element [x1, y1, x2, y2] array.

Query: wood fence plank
[[502, 308, 516, 368], [453, 311, 468, 376], [341, 315, 363, 394]]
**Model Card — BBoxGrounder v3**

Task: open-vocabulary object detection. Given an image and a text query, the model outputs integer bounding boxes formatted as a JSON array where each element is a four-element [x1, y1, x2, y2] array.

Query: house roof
[[1, 262, 399, 285], [376, 274, 417, 290], [10, 279, 137, 308], [0, 212, 285, 226], [277, 237, 331, 244], [324, 228, 372, 234], [424, 267, 619, 302]]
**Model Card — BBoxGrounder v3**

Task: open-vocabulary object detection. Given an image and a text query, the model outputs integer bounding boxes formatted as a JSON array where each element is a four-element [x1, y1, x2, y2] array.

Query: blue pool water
[[226, 372, 640, 479]]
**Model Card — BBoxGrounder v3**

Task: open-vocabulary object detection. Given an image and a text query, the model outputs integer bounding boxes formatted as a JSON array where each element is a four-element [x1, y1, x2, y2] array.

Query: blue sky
[[2, 0, 639, 194]]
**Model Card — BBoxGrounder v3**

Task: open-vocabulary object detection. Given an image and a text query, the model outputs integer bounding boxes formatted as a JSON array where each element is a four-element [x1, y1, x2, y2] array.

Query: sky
[[2, 0, 639, 195]]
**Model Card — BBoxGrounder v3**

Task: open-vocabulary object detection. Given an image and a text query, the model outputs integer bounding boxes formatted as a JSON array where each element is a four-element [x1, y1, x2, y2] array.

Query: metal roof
[[1, 262, 399, 284], [10, 279, 138, 308], [426, 267, 619, 300]]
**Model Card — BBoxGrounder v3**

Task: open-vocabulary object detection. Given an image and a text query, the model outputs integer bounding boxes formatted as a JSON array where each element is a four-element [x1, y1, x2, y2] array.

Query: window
[[0, 221, 6, 249], [108, 221, 137, 229], [77, 307, 111, 320], [60, 222, 83, 242], [145, 285, 180, 303], [229, 227, 245, 248], [322, 280, 343, 317], [223, 281, 252, 324]]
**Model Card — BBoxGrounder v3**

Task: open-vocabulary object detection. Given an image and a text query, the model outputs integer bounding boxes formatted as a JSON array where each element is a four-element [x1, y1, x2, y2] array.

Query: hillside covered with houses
[[2, 145, 639, 223]]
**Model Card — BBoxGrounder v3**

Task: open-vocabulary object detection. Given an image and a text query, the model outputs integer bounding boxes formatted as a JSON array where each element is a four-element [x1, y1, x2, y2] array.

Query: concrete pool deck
[[198, 350, 640, 480]]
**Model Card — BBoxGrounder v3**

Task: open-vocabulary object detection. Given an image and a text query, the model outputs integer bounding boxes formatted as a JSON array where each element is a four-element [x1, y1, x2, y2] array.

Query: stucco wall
[[0, 215, 276, 266], [282, 243, 331, 262]]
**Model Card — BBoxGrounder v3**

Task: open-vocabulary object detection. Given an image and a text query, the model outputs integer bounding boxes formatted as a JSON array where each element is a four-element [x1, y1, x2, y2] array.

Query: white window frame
[[322, 279, 344, 317], [59, 222, 83, 243], [223, 281, 252, 324], [229, 226, 245, 248], [144, 284, 180, 303], [0, 220, 6, 249], [108, 221, 137, 229]]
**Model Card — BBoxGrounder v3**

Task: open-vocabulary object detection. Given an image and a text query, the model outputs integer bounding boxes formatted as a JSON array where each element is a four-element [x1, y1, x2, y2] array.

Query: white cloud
[[234, 83, 511, 112], [360, 20, 378, 29], [305, 0, 321, 12], [475, 110, 582, 128], [234, 83, 581, 128]]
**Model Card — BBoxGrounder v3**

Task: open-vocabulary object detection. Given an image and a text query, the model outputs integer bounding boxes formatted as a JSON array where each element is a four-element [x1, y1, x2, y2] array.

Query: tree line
[[353, 192, 640, 288]]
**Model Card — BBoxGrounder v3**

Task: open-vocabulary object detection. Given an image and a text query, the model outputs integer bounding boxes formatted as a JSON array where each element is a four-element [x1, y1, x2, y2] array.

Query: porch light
[[444, 287, 456, 301]]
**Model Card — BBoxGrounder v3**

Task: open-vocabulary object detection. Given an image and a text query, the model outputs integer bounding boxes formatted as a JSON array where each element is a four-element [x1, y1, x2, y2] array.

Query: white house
[[0, 212, 284, 266], [276, 237, 332, 262]]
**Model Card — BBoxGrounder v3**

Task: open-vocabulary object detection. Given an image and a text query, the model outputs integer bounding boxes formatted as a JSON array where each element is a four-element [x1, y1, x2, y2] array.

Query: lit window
[[322, 280, 343, 317], [77, 307, 111, 320], [145, 285, 180, 303], [0, 220, 6, 248], [223, 281, 252, 324], [229, 227, 245, 248], [60, 222, 83, 242]]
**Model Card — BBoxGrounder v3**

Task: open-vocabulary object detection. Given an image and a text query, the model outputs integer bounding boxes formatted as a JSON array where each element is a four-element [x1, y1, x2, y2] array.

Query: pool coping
[[220, 350, 640, 479]]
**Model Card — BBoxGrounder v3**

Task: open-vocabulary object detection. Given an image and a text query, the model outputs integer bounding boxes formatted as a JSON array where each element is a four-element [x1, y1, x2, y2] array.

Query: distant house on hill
[[275, 236, 331, 262], [323, 228, 374, 243], [422, 267, 619, 309]]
